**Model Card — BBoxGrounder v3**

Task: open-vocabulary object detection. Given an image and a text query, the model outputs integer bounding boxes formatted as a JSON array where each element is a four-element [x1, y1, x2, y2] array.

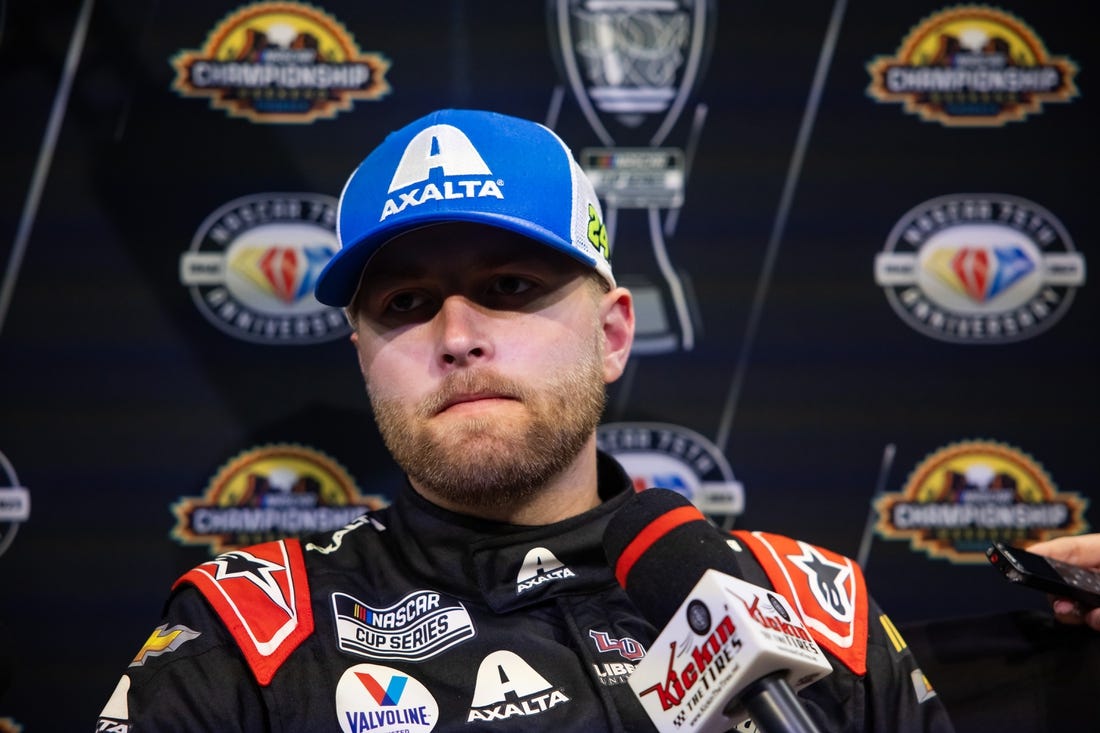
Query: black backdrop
[[0, 1, 1095, 730]]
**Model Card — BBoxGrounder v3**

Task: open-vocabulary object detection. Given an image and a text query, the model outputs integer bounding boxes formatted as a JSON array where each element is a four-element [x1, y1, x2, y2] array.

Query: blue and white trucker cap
[[314, 108, 614, 307]]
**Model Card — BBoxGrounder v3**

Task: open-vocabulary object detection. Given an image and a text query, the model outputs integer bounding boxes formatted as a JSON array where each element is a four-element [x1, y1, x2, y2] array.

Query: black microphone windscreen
[[603, 488, 743, 628]]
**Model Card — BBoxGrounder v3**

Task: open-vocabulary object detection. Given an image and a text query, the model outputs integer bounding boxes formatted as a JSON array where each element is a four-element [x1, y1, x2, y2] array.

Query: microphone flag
[[628, 570, 833, 732]]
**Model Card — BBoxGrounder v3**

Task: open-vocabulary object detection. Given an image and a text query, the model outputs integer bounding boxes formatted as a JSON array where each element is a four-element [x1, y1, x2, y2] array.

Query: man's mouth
[[437, 392, 516, 415]]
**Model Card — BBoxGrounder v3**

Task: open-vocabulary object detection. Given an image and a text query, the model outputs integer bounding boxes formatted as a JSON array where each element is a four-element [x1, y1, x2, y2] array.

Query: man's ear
[[600, 287, 634, 383]]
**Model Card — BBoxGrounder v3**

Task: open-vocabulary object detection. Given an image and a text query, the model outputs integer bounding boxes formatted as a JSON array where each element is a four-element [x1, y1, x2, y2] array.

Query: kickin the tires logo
[[874, 194, 1085, 344], [180, 192, 351, 345]]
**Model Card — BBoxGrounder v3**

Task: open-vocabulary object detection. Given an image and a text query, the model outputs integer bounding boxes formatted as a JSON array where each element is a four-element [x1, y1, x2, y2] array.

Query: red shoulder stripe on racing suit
[[732, 530, 868, 675], [173, 539, 314, 685]]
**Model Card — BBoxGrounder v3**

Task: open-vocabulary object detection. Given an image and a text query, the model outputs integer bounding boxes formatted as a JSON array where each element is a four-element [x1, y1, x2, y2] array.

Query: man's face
[[349, 223, 628, 512]]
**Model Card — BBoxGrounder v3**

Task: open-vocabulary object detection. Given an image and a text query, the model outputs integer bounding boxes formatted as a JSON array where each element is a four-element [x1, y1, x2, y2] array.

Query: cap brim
[[315, 211, 599, 307]]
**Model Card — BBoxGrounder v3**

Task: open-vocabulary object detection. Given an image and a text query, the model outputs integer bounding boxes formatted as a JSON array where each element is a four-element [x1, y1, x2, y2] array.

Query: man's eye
[[386, 291, 427, 313], [489, 275, 534, 296]]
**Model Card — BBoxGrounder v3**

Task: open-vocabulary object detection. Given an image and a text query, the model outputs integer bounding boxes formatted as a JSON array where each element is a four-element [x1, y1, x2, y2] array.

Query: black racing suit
[[96, 453, 955, 733]]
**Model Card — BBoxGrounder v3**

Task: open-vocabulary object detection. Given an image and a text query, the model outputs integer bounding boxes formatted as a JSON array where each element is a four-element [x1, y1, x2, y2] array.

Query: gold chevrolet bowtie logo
[[130, 624, 201, 667]]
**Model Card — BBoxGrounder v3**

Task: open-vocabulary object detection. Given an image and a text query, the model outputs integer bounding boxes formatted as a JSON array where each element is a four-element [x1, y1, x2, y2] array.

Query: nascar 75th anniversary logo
[[171, 2, 391, 123], [179, 192, 351, 345], [874, 194, 1085, 344]]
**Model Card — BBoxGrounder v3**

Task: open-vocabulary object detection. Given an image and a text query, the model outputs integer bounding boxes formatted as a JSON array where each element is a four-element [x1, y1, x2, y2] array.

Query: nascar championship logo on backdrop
[[874, 440, 1089, 563], [180, 192, 352, 345], [171, 1, 391, 123], [874, 194, 1085, 344], [866, 6, 1077, 126], [172, 444, 388, 555]]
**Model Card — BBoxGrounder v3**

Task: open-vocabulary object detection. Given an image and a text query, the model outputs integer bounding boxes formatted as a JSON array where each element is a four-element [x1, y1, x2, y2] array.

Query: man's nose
[[435, 295, 492, 367]]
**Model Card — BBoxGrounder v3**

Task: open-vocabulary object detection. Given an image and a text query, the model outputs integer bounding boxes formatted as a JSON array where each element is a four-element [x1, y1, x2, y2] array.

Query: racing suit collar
[[388, 451, 635, 612]]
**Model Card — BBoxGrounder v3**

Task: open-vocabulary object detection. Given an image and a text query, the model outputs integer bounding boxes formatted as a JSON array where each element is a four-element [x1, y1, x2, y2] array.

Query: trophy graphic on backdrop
[[548, 0, 716, 354]]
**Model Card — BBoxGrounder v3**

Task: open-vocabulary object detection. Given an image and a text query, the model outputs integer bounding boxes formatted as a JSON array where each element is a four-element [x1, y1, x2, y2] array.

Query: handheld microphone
[[604, 488, 832, 733]]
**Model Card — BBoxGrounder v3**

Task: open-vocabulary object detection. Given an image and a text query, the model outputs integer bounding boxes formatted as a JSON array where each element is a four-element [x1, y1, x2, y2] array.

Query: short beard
[[369, 341, 607, 514]]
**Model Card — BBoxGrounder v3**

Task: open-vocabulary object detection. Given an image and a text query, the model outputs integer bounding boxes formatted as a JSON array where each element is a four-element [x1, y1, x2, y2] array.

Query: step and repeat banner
[[0, 1, 1094, 729]]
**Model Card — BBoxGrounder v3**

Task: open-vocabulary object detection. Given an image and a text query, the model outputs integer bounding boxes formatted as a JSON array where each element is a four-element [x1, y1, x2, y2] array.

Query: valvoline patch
[[174, 539, 314, 685], [733, 530, 868, 675]]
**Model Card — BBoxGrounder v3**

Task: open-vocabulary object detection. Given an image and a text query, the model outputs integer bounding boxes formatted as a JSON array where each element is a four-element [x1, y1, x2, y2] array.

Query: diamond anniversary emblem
[[179, 193, 351, 345], [874, 194, 1085, 344]]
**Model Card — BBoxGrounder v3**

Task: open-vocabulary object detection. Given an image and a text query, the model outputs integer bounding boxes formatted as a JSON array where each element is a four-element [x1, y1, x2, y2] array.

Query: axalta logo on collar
[[515, 546, 575, 595], [380, 124, 504, 222]]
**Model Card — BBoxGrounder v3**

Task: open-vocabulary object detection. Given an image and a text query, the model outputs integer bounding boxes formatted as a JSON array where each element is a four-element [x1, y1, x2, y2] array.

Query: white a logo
[[515, 547, 575, 594], [467, 650, 571, 721], [471, 650, 552, 706], [388, 124, 491, 192]]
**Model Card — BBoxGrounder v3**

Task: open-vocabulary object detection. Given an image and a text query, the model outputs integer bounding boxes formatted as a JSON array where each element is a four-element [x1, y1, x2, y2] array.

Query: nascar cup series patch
[[180, 193, 351, 345], [874, 440, 1089, 563], [866, 6, 1077, 127], [874, 194, 1085, 344], [171, 1, 391, 123], [171, 443, 388, 555], [331, 589, 476, 662]]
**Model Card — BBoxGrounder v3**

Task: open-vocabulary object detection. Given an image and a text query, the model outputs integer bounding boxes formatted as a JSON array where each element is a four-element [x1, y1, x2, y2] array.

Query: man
[[97, 109, 954, 732]]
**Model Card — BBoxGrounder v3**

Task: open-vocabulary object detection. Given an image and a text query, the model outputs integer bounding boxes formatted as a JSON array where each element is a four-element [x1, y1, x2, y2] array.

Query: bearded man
[[98, 109, 954, 733]]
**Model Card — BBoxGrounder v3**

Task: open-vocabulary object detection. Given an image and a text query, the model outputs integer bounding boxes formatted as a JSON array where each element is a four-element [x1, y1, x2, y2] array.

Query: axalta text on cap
[[314, 108, 613, 308]]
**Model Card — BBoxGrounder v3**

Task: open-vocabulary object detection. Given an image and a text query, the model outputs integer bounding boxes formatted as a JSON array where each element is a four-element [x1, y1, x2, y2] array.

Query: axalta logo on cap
[[380, 124, 504, 222]]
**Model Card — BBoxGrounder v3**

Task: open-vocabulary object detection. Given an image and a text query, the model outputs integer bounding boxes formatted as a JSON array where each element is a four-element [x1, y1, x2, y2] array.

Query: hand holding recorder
[[1021, 534, 1100, 632], [985, 534, 1100, 629]]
